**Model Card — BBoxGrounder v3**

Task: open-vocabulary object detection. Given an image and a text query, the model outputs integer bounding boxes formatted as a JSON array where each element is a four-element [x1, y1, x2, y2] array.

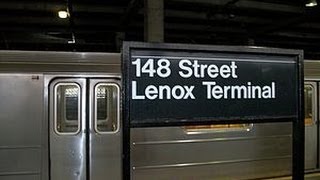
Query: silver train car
[[0, 50, 318, 180]]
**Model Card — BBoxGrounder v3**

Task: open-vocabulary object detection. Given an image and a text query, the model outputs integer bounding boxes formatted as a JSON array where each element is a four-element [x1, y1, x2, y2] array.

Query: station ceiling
[[0, 0, 319, 59]]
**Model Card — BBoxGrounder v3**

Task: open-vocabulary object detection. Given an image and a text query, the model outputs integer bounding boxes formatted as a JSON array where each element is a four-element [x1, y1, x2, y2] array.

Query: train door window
[[54, 83, 81, 134], [304, 85, 314, 126], [183, 124, 253, 134], [94, 83, 119, 133]]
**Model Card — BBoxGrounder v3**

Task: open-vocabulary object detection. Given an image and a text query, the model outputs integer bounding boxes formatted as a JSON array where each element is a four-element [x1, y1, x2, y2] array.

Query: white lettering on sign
[[131, 57, 276, 100], [178, 60, 238, 79], [132, 58, 171, 78], [202, 81, 275, 99], [132, 81, 195, 100]]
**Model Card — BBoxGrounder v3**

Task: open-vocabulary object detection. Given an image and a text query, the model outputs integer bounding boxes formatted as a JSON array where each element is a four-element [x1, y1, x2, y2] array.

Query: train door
[[49, 77, 121, 180], [304, 82, 317, 170]]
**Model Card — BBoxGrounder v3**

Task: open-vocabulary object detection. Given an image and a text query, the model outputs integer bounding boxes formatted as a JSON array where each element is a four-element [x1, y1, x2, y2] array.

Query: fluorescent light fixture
[[58, 10, 68, 18], [306, 0, 317, 7]]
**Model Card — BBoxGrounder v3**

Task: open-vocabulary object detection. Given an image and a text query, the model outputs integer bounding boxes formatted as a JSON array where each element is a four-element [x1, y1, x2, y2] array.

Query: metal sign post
[[122, 42, 304, 180]]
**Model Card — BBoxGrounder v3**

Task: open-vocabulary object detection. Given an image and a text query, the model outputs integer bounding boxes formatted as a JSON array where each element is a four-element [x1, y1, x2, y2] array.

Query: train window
[[94, 83, 119, 133], [183, 124, 252, 134], [65, 87, 80, 121], [54, 83, 80, 134], [304, 85, 314, 126]]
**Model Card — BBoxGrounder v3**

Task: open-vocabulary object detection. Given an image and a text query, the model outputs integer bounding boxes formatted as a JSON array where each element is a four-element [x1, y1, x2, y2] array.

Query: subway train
[[0, 49, 319, 180]]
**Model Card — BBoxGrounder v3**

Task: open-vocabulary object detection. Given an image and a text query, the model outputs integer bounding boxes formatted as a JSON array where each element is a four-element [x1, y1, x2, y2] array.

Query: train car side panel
[[0, 74, 44, 179]]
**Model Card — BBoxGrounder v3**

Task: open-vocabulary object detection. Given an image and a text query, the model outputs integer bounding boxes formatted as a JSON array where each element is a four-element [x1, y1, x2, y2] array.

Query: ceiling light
[[58, 10, 68, 19], [306, 0, 317, 7]]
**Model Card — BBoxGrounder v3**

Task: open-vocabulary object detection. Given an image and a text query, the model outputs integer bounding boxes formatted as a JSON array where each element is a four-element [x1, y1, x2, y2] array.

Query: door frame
[[44, 73, 121, 180], [304, 81, 318, 170], [88, 78, 122, 180]]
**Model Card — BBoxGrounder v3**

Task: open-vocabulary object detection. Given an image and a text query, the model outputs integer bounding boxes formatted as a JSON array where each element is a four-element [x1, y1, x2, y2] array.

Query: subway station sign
[[122, 42, 302, 127], [122, 42, 304, 180]]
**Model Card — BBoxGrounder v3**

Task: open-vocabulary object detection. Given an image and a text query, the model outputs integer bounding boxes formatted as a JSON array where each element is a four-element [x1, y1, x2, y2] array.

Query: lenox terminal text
[[131, 58, 276, 100]]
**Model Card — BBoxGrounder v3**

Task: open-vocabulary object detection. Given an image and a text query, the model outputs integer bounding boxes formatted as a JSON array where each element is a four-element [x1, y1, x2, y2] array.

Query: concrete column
[[144, 0, 164, 42]]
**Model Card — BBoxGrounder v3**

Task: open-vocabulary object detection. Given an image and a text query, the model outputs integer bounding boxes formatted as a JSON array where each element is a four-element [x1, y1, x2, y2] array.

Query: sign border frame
[[122, 41, 304, 180]]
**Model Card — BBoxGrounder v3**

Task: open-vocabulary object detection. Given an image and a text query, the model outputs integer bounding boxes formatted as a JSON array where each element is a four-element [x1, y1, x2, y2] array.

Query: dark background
[[0, 0, 320, 59]]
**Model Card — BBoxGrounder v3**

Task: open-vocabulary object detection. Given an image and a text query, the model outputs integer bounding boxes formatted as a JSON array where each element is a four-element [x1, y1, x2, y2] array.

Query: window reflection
[[55, 84, 80, 134], [184, 124, 252, 134], [95, 84, 119, 133], [304, 85, 314, 126]]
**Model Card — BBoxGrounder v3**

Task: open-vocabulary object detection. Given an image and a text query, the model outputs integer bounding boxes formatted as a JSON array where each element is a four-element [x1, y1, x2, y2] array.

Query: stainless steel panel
[[132, 159, 291, 180], [0, 175, 41, 180], [49, 78, 87, 180], [305, 82, 317, 170], [0, 148, 41, 173], [131, 122, 292, 179], [132, 137, 291, 167], [89, 79, 122, 180], [305, 60, 320, 79], [0, 74, 43, 146], [0, 74, 44, 179], [132, 122, 292, 142], [0, 51, 121, 73], [0, 51, 120, 64]]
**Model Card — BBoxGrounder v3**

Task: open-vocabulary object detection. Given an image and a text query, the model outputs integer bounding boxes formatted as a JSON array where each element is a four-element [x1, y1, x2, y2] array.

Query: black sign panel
[[122, 42, 304, 180], [123, 42, 301, 127]]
